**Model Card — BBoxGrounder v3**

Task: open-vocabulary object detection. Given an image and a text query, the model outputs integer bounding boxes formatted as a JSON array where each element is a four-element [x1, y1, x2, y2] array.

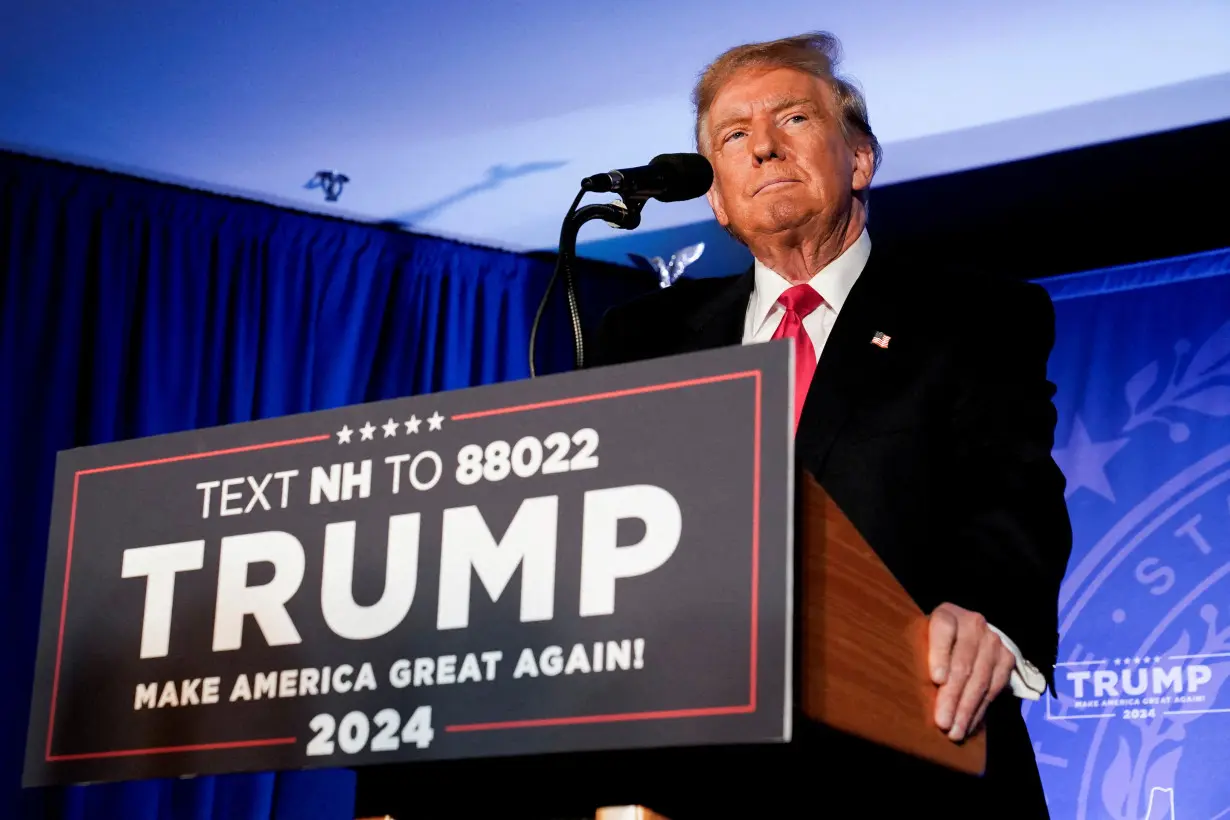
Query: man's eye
[[788, 114, 807, 124], [724, 130, 746, 143]]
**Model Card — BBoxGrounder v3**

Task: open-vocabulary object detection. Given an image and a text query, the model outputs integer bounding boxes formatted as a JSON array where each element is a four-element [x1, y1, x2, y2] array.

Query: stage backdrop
[[0, 151, 654, 820], [1030, 248, 1230, 820], [4, 148, 1230, 820]]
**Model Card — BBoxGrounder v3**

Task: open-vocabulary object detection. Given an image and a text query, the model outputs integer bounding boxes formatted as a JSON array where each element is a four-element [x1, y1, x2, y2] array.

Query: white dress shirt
[[743, 226, 872, 349], [741, 228, 1046, 701]]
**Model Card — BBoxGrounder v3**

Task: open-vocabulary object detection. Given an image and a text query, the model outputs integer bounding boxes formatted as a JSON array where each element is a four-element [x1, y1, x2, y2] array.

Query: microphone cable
[[528, 188, 586, 378]]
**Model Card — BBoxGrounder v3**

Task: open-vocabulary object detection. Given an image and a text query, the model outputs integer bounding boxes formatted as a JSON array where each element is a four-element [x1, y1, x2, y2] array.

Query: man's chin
[[751, 203, 818, 235]]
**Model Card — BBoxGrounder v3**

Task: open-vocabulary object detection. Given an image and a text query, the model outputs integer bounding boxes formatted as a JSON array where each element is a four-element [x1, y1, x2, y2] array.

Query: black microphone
[[580, 153, 713, 202]]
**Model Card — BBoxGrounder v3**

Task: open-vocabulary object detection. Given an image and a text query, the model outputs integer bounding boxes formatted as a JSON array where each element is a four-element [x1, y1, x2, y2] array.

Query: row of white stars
[[1111, 657, 1165, 665], [337, 412, 444, 444]]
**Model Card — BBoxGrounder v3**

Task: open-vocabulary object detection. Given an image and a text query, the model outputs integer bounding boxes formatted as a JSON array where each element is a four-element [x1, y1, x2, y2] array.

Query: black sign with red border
[[24, 343, 793, 786]]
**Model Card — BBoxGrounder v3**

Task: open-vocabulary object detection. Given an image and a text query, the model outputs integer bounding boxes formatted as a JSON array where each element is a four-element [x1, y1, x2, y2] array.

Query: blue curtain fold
[[0, 150, 652, 820]]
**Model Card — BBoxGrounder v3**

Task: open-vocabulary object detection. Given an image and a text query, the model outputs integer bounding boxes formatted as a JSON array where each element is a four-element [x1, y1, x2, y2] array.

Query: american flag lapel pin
[[871, 331, 891, 349]]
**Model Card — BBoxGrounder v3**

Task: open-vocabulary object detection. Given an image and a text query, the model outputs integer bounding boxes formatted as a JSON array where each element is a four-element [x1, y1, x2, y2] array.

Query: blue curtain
[[1026, 249, 1230, 819], [0, 151, 652, 820]]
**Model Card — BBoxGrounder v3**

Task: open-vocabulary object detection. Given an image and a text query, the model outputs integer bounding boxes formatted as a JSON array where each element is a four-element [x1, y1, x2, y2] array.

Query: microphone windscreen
[[649, 153, 714, 202]]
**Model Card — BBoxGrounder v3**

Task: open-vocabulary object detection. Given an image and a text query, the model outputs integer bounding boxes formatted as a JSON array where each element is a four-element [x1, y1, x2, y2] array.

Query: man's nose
[[752, 126, 784, 164]]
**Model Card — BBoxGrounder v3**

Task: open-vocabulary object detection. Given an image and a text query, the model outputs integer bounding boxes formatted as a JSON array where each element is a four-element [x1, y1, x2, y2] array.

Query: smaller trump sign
[[1052, 655, 1221, 722]]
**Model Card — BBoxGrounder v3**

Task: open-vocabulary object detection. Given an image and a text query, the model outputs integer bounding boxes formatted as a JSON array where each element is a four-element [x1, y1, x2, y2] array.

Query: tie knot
[[777, 284, 824, 318]]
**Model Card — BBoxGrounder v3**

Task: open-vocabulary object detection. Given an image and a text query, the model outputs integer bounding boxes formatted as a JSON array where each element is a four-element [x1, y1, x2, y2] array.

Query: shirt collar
[[749, 228, 871, 333]]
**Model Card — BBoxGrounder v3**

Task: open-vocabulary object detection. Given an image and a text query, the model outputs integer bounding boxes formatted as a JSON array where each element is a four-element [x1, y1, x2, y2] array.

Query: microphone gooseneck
[[528, 153, 714, 378]]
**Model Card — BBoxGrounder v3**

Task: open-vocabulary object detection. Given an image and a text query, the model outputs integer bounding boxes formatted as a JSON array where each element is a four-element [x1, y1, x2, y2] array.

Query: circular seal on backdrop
[[1026, 326, 1230, 820]]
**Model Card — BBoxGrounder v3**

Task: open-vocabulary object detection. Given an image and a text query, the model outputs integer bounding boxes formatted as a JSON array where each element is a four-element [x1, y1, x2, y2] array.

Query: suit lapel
[[796, 250, 901, 474], [674, 256, 901, 476]]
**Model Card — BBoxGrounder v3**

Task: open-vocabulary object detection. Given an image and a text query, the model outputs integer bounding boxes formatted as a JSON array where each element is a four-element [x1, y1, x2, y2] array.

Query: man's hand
[[929, 602, 1016, 741]]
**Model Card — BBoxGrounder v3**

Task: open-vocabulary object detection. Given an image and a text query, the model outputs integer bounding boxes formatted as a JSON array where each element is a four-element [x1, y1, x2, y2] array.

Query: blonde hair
[[692, 32, 882, 203]]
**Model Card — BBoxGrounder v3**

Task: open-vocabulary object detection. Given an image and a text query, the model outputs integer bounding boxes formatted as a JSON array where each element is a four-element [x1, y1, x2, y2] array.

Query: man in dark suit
[[591, 32, 1072, 817]]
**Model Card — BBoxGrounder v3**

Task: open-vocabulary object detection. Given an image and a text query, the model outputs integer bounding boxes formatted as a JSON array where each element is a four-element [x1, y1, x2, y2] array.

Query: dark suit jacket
[[589, 247, 1073, 816]]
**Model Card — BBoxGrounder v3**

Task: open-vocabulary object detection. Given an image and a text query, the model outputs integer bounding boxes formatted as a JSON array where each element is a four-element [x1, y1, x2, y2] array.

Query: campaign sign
[[1050, 654, 1221, 721], [24, 343, 793, 786]]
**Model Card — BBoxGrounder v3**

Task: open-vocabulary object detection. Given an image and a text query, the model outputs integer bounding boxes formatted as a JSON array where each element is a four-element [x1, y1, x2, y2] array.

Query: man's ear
[[851, 140, 875, 194], [707, 184, 729, 228]]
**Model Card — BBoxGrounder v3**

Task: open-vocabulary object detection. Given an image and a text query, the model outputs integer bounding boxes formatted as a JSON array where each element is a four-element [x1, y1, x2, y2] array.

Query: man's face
[[702, 66, 872, 241]]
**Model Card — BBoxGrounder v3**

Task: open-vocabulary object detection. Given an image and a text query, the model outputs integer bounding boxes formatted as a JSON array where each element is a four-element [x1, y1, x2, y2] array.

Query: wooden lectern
[[795, 472, 984, 775], [354, 473, 984, 818]]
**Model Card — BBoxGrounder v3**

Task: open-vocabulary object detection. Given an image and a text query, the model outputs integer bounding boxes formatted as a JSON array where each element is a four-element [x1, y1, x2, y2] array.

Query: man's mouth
[[754, 178, 799, 195]]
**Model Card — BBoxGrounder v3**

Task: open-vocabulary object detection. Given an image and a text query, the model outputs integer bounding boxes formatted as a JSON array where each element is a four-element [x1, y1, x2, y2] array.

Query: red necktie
[[770, 284, 825, 430]]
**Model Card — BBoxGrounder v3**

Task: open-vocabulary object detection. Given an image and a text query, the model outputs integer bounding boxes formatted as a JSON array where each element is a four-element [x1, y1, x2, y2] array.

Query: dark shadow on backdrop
[[387, 160, 570, 228]]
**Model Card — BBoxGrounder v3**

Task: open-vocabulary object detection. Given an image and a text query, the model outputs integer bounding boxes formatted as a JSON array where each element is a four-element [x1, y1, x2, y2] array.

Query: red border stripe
[[48, 737, 297, 762], [47, 371, 766, 759], [450, 371, 761, 420], [749, 371, 761, 709], [45, 473, 81, 760], [47, 433, 327, 761], [78, 434, 331, 475], [446, 704, 755, 733], [446, 369, 765, 733]]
